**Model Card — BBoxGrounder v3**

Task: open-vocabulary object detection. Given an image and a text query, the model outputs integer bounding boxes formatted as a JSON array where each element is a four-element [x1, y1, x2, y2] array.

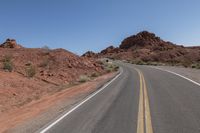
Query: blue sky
[[0, 0, 200, 55]]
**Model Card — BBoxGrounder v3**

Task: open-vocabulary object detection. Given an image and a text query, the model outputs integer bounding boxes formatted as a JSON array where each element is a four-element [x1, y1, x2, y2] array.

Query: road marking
[[39, 68, 123, 133], [151, 67, 200, 87], [142, 73, 153, 133], [135, 68, 153, 133], [137, 70, 144, 133]]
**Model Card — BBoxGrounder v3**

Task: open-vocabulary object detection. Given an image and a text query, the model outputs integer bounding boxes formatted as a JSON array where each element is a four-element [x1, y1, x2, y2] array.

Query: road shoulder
[[153, 66, 200, 84], [0, 72, 117, 133]]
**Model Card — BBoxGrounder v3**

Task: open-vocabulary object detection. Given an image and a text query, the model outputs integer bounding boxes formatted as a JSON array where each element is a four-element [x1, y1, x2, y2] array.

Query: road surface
[[38, 62, 200, 133]]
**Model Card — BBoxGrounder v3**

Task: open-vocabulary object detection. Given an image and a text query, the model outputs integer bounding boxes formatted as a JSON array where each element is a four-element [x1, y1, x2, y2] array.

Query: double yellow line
[[135, 68, 153, 133]]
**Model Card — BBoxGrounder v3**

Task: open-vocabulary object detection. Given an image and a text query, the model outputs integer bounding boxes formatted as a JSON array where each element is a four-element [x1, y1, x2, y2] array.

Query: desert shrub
[[96, 60, 104, 65], [114, 65, 119, 71], [104, 63, 119, 72], [132, 59, 146, 65], [137, 60, 146, 65], [3, 55, 13, 72], [3, 61, 13, 72], [191, 63, 200, 69], [182, 59, 192, 68], [196, 64, 200, 69], [146, 62, 159, 66], [105, 67, 112, 73], [78, 75, 90, 83], [26, 65, 36, 77], [91, 72, 99, 77]]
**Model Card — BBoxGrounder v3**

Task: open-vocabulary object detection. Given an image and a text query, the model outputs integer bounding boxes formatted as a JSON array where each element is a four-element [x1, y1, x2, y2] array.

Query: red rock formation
[[82, 51, 97, 58], [0, 39, 23, 48], [90, 31, 200, 65]]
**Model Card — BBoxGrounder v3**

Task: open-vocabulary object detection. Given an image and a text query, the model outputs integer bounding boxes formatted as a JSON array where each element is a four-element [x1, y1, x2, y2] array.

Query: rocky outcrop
[[82, 51, 97, 58], [0, 39, 23, 48], [92, 31, 200, 66], [119, 31, 175, 49]]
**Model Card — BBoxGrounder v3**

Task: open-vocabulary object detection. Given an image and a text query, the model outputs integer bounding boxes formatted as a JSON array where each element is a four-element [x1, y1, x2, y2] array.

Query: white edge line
[[39, 68, 123, 133], [151, 66, 200, 87]]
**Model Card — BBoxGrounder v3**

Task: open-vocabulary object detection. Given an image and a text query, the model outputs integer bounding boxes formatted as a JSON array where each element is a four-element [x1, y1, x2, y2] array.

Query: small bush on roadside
[[196, 64, 200, 69], [91, 72, 99, 77], [3, 55, 13, 72], [114, 65, 119, 71], [191, 63, 200, 69], [26, 65, 36, 77], [182, 59, 192, 68], [131, 59, 146, 65], [104, 64, 119, 73], [105, 67, 112, 73], [78, 75, 90, 83], [146, 62, 160, 66]]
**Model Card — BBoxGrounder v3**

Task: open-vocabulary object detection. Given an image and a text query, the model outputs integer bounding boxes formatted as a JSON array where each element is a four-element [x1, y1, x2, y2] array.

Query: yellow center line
[[142, 73, 153, 133], [135, 68, 153, 133], [137, 70, 144, 133]]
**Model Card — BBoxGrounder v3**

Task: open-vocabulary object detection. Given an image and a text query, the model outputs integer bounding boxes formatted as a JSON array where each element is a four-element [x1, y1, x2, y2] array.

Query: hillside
[[0, 39, 105, 113], [83, 31, 200, 67]]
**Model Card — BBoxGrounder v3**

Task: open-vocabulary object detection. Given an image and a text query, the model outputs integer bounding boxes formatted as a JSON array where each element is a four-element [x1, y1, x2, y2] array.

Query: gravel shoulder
[[155, 66, 200, 84], [0, 72, 117, 133]]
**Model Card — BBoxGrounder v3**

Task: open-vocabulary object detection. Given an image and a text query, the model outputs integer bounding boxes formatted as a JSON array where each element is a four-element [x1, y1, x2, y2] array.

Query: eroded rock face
[[119, 31, 174, 49], [0, 39, 23, 48], [82, 51, 97, 58], [91, 31, 200, 65], [100, 46, 115, 54]]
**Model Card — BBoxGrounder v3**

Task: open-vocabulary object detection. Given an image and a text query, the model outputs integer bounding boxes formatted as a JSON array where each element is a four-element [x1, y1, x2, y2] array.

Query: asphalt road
[[39, 62, 200, 133]]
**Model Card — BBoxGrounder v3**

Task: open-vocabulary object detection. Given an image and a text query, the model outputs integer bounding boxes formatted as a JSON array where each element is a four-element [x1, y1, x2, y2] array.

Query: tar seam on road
[[135, 68, 154, 133], [38, 68, 123, 133], [151, 67, 200, 87]]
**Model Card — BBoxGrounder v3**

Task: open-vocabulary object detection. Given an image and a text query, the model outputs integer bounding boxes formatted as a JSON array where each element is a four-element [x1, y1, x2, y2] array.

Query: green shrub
[[26, 65, 36, 77], [91, 72, 99, 77], [3, 61, 13, 72], [196, 64, 200, 69], [191, 63, 200, 69], [114, 65, 119, 71], [3, 55, 13, 72], [78, 75, 90, 83], [105, 67, 112, 73]]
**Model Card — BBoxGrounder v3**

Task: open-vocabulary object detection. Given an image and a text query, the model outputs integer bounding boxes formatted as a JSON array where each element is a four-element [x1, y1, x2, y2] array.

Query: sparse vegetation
[[131, 59, 146, 65], [91, 72, 99, 78], [78, 75, 90, 83], [191, 63, 200, 69], [26, 65, 36, 77], [103, 61, 119, 73], [3, 54, 13, 72], [130, 59, 167, 66]]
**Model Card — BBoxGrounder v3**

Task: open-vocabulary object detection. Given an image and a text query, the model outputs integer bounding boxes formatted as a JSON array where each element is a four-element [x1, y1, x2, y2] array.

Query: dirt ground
[[0, 72, 116, 133]]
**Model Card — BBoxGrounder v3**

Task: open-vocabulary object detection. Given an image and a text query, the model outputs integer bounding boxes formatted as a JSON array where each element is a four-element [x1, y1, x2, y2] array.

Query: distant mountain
[[83, 31, 200, 67]]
